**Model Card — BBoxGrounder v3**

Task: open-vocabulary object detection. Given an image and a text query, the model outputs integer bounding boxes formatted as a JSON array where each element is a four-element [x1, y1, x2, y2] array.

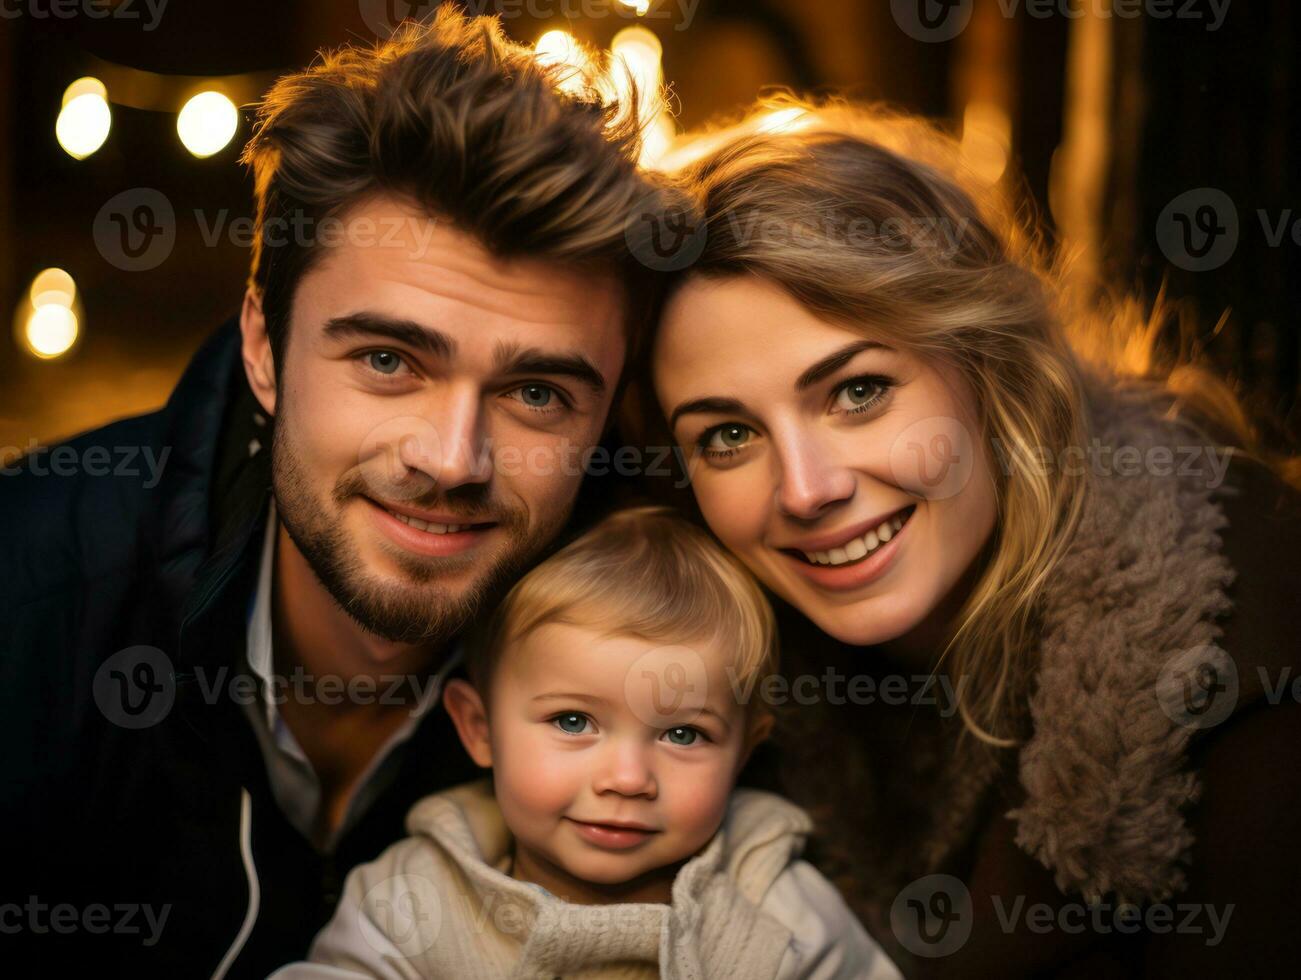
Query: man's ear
[[443, 678, 493, 768], [240, 287, 278, 417]]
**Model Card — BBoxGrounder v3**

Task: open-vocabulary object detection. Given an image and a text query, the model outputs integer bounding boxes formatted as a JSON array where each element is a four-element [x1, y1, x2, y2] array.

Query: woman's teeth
[[387, 510, 472, 534], [803, 512, 908, 566]]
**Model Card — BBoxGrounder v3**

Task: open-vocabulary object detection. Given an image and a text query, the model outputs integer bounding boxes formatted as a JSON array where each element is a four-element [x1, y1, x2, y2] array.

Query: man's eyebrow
[[322, 313, 457, 359], [667, 341, 888, 430], [795, 340, 886, 390], [493, 340, 607, 395]]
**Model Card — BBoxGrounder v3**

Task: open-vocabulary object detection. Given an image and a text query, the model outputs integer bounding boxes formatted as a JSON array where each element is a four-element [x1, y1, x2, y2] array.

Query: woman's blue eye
[[663, 726, 699, 746], [367, 350, 403, 375], [700, 423, 752, 454], [833, 377, 890, 413], [554, 713, 589, 735]]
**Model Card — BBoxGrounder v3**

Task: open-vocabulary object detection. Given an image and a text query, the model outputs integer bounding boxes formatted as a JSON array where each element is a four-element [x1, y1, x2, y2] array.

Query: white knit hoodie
[[272, 778, 899, 979]]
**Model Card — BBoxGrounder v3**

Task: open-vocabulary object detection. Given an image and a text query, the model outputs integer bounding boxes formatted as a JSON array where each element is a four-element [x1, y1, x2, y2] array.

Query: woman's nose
[[773, 431, 856, 519]]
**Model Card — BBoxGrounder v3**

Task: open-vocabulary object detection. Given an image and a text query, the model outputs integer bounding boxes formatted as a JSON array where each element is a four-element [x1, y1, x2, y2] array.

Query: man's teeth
[[804, 513, 906, 566], [387, 510, 472, 534]]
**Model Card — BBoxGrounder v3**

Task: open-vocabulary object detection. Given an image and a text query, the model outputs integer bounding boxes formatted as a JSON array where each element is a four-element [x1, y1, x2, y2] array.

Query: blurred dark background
[[2, 0, 1297, 455]]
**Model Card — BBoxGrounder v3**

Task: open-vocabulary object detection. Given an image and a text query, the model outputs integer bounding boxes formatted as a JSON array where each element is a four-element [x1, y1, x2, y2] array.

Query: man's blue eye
[[664, 727, 698, 746], [554, 713, 588, 734], [519, 384, 553, 407], [367, 351, 402, 375]]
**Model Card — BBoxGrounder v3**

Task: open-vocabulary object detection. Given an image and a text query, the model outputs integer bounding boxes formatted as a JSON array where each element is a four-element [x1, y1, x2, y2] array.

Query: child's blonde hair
[[466, 506, 778, 717]]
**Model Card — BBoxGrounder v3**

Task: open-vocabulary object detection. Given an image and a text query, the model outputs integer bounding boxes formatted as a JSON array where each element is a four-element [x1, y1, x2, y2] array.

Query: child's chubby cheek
[[493, 735, 587, 820], [660, 767, 734, 850]]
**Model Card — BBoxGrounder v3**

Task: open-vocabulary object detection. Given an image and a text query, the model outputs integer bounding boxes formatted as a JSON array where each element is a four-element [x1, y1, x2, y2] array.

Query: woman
[[633, 98, 1301, 977]]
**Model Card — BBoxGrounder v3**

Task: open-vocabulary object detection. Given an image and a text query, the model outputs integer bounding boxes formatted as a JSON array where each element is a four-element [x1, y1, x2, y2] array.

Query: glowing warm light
[[25, 304, 79, 359], [177, 91, 240, 158], [617, 0, 652, 14], [961, 101, 1012, 185], [606, 26, 666, 166], [29, 267, 77, 310], [639, 112, 678, 168], [16, 268, 81, 359], [534, 30, 591, 95], [755, 107, 813, 135], [609, 26, 663, 114], [56, 77, 111, 160]]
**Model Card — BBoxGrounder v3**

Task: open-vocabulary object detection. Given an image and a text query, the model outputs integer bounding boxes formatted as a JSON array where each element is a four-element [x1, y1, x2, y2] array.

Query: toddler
[[274, 506, 900, 979]]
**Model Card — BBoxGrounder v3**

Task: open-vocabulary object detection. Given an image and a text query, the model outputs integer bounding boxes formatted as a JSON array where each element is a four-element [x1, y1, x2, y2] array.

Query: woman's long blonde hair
[[648, 94, 1296, 747]]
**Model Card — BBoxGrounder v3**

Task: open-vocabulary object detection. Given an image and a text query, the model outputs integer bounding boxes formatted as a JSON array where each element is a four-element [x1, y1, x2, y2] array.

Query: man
[[0, 8, 670, 976]]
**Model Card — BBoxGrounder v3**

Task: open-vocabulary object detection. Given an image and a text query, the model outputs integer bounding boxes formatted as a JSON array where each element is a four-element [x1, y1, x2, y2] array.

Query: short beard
[[269, 414, 566, 646]]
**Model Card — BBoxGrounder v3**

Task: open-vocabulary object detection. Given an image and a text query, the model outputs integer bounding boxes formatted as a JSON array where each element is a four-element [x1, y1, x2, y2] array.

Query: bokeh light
[[17, 268, 81, 360], [55, 77, 111, 160], [29, 267, 77, 310], [609, 27, 666, 166], [25, 305, 80, 360], [535, 30, 592, 96], [177, 91, 240, 158], [961, 101, 1012, 185]]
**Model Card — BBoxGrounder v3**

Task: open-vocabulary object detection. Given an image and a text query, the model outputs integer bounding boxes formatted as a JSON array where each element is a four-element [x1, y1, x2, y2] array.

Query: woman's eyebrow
[[668, 396, 747, 430], [795, 340, 886, 390], [667, 340, 888, 430]]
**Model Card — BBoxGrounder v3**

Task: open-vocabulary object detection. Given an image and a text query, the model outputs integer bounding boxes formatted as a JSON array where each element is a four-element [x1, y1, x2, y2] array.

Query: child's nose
[[592, 742, 658, 799]]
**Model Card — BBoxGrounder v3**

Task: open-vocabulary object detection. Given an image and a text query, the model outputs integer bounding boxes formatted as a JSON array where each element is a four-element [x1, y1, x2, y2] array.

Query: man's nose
[[398, 383, 493, 490]]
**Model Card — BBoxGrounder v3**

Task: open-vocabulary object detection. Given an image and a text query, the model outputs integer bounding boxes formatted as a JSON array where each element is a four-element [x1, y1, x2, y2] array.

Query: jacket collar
[[405, 779, 809, 978], [144, 316, 272, 669], [1006, 392, 1236, 905], [911, 391, 1239, 906]]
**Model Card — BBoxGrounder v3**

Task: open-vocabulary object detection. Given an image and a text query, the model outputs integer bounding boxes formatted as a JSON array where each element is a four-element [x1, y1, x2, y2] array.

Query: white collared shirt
[[242, 500, 462, 851]]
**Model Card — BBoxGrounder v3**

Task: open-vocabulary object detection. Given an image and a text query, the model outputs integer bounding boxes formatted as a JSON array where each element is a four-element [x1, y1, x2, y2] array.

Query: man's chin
[[336, 576, 480, 646]]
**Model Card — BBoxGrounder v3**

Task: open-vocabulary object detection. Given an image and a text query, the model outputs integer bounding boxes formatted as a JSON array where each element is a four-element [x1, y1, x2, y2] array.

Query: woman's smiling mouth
[[777, 504, 916, 590]]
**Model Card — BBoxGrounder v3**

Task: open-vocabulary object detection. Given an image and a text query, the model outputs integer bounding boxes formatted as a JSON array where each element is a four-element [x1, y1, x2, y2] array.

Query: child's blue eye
[[553, 713, 589, 735], [663, 726, 699, 746]]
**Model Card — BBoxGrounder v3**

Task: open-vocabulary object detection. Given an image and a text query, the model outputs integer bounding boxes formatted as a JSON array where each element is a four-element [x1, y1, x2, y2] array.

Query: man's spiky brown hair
[[241, 5, 668, 369]]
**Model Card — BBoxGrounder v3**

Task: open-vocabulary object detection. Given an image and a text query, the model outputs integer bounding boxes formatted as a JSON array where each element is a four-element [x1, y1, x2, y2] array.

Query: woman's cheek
[[880, 412, 981, 503], [694, 472, 767, 557]]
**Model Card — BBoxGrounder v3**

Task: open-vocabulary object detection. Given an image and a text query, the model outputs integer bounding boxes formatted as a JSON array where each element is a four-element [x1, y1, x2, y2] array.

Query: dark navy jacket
[[1, 317, 575, 976]]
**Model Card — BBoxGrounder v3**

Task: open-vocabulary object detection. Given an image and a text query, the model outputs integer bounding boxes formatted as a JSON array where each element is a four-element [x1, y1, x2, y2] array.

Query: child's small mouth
[[564, 817, 660, 850]]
